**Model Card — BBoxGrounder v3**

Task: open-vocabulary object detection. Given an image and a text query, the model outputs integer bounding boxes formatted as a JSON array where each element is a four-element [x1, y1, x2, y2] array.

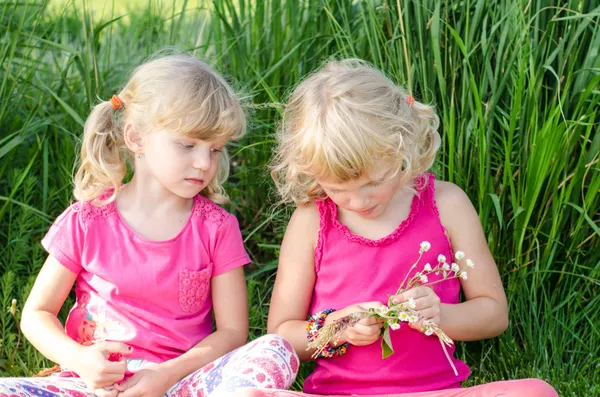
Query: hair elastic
[[406, 95, 415, 107], [110, 95, 124, 111]]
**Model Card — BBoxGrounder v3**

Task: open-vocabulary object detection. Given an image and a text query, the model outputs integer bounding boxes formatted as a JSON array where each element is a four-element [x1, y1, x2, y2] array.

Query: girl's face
[[317, 164, 404, 219], [140, 128, 226, 199]]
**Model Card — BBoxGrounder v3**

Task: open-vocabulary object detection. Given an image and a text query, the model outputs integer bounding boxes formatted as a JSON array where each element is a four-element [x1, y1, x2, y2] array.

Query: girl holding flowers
[[242, 59, 557, 396]]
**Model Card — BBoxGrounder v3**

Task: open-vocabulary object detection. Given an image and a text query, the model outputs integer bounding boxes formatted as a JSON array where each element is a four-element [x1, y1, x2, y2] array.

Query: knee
[[253, 334, 298, 357], [505, 379, 559, 397]]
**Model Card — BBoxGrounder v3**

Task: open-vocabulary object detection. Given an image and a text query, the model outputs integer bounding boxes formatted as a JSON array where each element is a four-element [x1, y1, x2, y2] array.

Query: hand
[[114, 366, 175, 397], [333, 301, 385, 347], [71, 341, 132, 391], [393, 286, 441, 331]]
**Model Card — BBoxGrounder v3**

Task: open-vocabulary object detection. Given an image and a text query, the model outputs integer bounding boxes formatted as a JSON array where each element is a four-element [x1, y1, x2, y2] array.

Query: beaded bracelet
[[306, 308, 349, 358]]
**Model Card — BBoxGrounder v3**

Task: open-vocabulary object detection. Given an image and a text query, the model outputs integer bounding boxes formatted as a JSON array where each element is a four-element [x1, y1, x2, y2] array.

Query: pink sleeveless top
[[304, 174, 470, 395]]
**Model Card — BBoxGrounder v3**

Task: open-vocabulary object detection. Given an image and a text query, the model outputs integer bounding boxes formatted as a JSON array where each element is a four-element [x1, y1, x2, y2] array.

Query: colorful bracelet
[[306, 308, 349, 359]]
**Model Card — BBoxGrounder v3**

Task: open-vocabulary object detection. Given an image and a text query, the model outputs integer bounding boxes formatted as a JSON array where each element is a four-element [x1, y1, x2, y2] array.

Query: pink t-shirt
[[304, 174, 470, 395], [41, 193, 250, 374]]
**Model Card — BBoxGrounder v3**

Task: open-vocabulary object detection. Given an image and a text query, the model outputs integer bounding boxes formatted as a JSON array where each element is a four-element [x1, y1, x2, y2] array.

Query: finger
[[102, 360, 129, 376], [357, 316, 381, 326], [94, 388, 118, 397], [409, 295, 438, 311], [113, 379, 130, 392], [94, 373, 128, 388], [119, 383, 143, 397], [356, 301, 384, 311], [417, 307, 440, 321], [408, 321, 423, 331], [98, 342, 134, 355], [394, 286, 434, 305], [351, 323, 382, 337]]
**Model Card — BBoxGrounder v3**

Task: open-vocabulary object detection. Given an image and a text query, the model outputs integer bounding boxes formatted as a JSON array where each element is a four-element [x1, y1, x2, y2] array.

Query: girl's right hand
[[331, 302, 385, 347], [72, 341, 132, 392]]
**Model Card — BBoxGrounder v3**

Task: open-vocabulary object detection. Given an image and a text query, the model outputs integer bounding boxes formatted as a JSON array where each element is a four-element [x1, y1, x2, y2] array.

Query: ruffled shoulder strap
[[313, 199, 332, 273]]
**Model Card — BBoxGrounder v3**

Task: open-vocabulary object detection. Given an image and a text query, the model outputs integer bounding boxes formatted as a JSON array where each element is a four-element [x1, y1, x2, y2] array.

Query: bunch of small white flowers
[[307, 241, 475, 369]]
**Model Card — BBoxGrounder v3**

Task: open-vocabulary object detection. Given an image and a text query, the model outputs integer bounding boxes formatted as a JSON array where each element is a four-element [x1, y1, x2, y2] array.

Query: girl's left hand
[[392, 286, 441, 331], [114, 367, 174, 397]]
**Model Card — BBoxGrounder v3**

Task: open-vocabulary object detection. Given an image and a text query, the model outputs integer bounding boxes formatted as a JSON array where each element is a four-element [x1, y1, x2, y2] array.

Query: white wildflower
[[460, 271, 468, 280], [390, 323, 401, 331], [424, 328, 434, 336], [437, 254, 446, 263], [455, 251, 465, 261], [451, 263, 460, 273], [408, 297, 417, 309], [442, 263, 450, 271], [409, 315, 419, 323], [466, 259, 475, 268], [399, 312, 410, 322], [423, 263, 432, 272], [377, 306, 389, 316], [420, 274, 428, 283], [419, 241, 431, 253]]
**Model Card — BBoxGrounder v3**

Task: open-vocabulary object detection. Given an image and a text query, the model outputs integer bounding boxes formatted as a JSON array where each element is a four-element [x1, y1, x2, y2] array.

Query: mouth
[[185, 178, 205, 185], [353, 206, 376, 215]]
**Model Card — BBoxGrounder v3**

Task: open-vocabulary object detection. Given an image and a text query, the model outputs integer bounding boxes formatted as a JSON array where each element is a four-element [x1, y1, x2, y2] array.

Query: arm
[[21, 255, 83, 366], [158, 266, 249, 383], [267, 203, 320, 361], [266, 203, 383, 361], [436, 181, 509, 341], [21, 255, 130, 389]]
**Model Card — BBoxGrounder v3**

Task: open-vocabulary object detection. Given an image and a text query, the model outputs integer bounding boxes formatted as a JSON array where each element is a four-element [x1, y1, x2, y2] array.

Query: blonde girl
[[244, 59, 557, 397], [0, 54, 298, 397]]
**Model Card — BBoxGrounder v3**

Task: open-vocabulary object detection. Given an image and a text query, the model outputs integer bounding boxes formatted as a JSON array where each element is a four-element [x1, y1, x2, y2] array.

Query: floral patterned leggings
[[0, 335, 299, 397]]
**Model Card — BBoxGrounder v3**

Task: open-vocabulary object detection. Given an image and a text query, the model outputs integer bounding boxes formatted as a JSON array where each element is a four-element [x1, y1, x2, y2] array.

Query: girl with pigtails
[[242, 59, 558, 397], [0, 54, 298, 397]]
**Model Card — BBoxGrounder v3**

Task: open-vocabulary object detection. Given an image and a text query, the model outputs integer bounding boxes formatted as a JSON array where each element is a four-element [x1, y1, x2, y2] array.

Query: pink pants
[[233, 378, 558, 397]]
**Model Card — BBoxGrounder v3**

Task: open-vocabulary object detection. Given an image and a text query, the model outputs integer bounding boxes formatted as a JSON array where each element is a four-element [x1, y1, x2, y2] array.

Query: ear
[[123, 123, 143, 154]]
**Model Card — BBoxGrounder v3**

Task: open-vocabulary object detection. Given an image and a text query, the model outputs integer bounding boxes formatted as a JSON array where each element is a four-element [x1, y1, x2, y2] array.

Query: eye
[[211, 148, 223, 153], [179, 143, 195, 150], [370, 181, 382, 187]]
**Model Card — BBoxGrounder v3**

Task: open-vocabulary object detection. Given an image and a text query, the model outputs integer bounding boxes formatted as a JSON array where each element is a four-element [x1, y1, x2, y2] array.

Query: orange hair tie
[[406, 95, 415, 107], [110, 95, 124, 111]]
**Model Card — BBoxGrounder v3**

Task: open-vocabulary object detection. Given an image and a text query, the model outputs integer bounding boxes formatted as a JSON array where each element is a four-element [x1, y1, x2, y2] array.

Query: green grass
[[1, 0, 599, 395]]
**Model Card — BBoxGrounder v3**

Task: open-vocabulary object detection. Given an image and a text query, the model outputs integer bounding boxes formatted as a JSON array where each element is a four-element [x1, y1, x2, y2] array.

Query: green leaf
[[381, 327, 394, 359]]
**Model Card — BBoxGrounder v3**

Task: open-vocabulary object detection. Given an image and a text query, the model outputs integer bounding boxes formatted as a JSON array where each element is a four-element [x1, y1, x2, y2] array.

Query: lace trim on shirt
[[327, 174, 429, 247], [193, 196, 228, 226], [72, 200, 117, 222], [426, 173, 454, 256], [314, 200, 329, 273]]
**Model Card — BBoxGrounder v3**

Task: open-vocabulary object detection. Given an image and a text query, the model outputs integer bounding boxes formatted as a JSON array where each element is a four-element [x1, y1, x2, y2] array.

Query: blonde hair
[[271, 59, 440, 204], [74, 54, 246, 205]]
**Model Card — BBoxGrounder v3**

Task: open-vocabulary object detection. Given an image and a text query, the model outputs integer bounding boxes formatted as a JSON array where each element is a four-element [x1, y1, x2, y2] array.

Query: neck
[[117, 173, 192, 215]]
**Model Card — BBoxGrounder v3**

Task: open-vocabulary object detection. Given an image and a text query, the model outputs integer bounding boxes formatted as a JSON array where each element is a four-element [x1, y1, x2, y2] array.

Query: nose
[[192, 149, 212, 171], [349, 194, 370, 211]]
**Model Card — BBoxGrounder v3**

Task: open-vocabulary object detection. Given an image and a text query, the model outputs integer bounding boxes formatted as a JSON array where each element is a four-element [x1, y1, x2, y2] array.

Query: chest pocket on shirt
[[179, 265, 212, 313]]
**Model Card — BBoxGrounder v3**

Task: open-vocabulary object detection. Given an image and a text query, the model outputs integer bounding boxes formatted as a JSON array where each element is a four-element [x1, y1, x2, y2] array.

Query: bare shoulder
[[434, 180, 471, 202], [285, 201, 321, 249], [433, 180, 479, 237]]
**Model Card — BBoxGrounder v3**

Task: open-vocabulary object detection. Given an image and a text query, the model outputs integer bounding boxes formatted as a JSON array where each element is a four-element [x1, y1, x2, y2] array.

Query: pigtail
[[409, 99, 441, 177], [73, 100, 126, 204]]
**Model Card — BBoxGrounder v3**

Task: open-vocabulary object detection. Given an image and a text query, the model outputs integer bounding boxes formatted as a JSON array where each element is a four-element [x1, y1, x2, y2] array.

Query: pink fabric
[[306, 174, 469, 395], [236, 378, 559, 397], [41, 193, 250, 375]]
